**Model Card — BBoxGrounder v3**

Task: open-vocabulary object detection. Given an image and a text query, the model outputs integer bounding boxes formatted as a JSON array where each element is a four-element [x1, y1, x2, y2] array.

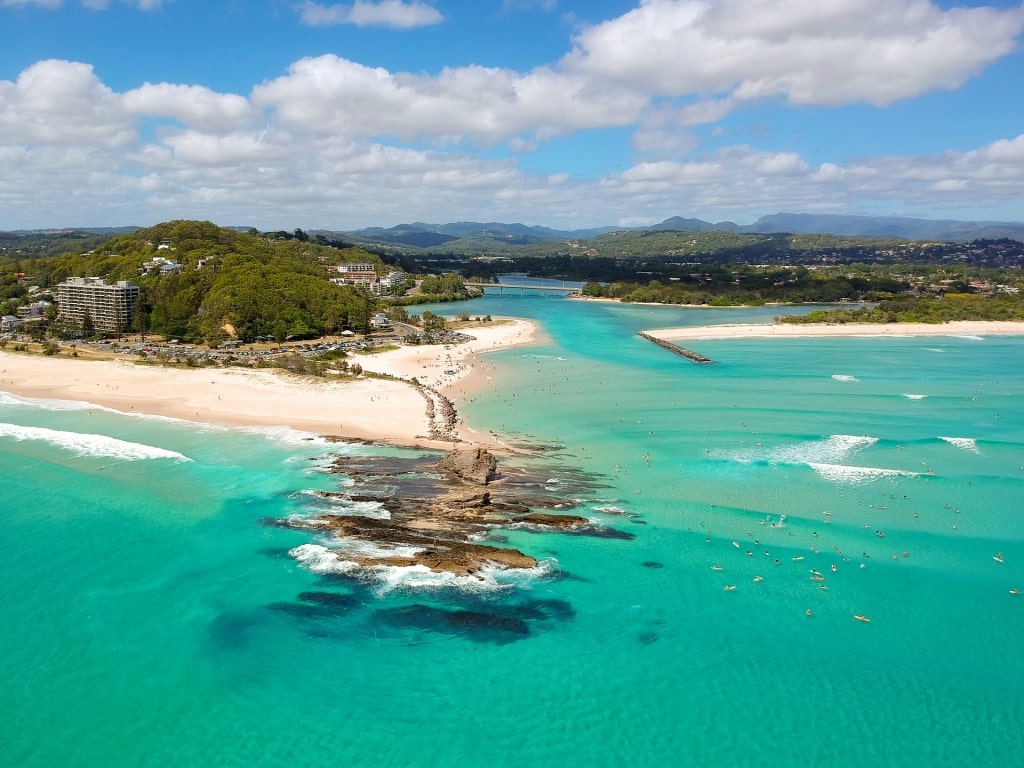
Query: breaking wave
[[939, 436, 979, 453], [714, 434, 879, 466], [712, 434, 919, 485], [807, 463, 918, 485], [831, 374, 858, 382], [0, 422, 191, 462], [289, 543, 555, 595], [241, 425, 329, 447], [295, 492, 391, 520], [903, 393, 927, 400]]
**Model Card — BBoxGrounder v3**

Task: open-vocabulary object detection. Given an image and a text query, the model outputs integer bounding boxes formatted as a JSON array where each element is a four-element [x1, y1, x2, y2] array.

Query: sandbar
[[0, 317, 539, 449], [643, 320, 1024, 342]]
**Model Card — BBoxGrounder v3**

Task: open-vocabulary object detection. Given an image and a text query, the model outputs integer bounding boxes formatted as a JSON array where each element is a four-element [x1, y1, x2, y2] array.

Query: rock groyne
[[638, 332, 713, 363]]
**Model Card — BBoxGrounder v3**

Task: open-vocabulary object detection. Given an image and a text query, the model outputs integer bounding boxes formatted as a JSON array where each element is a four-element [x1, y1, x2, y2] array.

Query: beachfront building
[[369, 312, 391, 329], [333, 263, 378, 292], [374, 270, 407, 296], [16, 300, 51, 320], [55, 277, 141, 333], [1, 315, 21, 333]]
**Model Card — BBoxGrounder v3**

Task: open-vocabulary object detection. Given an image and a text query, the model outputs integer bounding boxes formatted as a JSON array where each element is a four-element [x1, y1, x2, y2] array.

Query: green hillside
[[11, 220, 387, 344]]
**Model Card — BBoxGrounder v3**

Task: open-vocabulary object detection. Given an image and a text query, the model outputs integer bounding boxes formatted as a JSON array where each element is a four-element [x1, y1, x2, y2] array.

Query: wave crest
[[808, 462, 918, 485], [939, 436, 979, 453], [0, 422, 191, 461]]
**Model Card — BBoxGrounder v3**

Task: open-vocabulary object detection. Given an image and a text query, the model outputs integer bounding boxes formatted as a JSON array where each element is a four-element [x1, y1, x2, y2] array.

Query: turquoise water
[[3, 297, 1023, 767]]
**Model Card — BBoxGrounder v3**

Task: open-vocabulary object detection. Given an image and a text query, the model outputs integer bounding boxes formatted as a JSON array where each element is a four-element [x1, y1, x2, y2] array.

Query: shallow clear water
[[2, 297, 1022, 767]]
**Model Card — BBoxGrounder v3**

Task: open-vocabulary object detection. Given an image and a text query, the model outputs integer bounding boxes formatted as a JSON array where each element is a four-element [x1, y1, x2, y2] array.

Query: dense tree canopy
[[8, 220, 388, 342]]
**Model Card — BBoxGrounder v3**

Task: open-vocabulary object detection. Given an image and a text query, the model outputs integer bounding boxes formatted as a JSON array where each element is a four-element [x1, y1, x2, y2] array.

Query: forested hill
[[16, 220, 389, 343]]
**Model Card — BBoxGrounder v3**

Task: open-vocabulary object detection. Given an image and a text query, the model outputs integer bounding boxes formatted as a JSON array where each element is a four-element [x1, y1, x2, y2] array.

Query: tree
[[132, 295, 150, 341], [82, 310, 95, 339]]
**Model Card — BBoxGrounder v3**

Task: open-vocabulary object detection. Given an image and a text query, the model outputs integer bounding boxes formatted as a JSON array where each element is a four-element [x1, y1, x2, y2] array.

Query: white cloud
[[122, 83, 252, 132], [298, 0, 443, 28], [564, 0, 1024, 107], [251, 54, 645, 146], [2, 0, 1024, 229], [0, 60, 135, 146]]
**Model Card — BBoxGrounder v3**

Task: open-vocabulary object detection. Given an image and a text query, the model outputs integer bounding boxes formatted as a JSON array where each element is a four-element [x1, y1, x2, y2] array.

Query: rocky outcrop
[[515, 512, 589, 528], [437, 447, 498, 485], [276, 447, 631, 579]]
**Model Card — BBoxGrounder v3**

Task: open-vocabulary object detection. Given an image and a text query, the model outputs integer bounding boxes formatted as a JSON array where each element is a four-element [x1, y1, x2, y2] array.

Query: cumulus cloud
[[564, 0, 1024, 107], [298, 1, 443, 28], [251, 54, 645, 146], [122, 83, 252, 132], [0, 60, 135, 146], [2, 2, 1024, 228]]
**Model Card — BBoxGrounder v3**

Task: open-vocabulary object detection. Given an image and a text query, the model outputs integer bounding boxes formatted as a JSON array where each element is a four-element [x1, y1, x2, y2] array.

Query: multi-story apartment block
[[374, 270, 407, 295], [55, 277, 140, 333], [332, 263, 379, 291]]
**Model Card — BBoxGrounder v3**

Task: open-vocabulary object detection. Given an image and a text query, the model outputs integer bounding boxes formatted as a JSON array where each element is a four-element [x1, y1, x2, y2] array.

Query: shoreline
[[0, 317, 540, 451], [643, 320, 1024, 342]]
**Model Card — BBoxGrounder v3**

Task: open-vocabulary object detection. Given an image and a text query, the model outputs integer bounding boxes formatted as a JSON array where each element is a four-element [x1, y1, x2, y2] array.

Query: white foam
[[0, 392, 24, 408], [0, 422, 191, 461], [808, 462, 917, 485], [939, 436, 979, 453], [0, 391, 119, 413], [766, 434, 879, 466], [902, 393, 927, 400], [592, 505, 625, 515], [241, 425, 329, 447], [831, 374, 858, 382], [305, 495, 391, 520], [289, 543, 555, 595], [0, 392, 227, 431], [954, 335, 984, 341]]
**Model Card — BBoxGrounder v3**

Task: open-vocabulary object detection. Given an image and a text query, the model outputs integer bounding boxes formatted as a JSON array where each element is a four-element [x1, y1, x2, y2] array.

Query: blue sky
[[1, 0, 1022, 230]]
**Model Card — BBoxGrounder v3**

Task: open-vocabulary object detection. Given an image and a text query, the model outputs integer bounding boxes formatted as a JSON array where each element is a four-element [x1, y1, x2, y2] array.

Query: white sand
[[643, 320, 1024, 342], [0, 317, 539, 449]]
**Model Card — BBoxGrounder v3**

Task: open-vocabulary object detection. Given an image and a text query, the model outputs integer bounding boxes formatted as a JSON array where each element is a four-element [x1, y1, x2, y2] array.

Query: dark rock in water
[[436, 447, 498, 485], [637, 631, 660, 646], [502, 598, 577, 623], [641, 561, 664, 568], [298, 591, 362, 608], [372, 604, 530, 643], [514, 512, 589, 529], [575, 527, 635, 540]]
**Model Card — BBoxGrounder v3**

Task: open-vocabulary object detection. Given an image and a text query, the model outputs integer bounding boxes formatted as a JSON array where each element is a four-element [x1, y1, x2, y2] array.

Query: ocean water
[[2, 296, 1022, 767]]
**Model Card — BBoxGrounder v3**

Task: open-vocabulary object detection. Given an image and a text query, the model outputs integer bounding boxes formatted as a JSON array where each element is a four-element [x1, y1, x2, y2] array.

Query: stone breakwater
[[274, 448, 634, 579], [412, 382, 461, 442], [638, 331, 713, 363]]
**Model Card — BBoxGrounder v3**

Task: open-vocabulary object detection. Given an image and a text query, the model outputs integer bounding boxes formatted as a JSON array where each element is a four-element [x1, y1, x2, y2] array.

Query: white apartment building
[[55, 277, 141, 333], [333, 263, 379, 291]]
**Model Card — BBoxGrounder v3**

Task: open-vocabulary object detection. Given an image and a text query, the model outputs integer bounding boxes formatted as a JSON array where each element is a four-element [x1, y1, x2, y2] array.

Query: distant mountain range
[[334, 213, 1024, 249]]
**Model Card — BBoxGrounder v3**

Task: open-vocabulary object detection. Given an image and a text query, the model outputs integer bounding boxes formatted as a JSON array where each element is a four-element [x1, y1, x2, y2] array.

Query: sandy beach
[[643, 320, 1024, 342], [0, 317, 538, 449]]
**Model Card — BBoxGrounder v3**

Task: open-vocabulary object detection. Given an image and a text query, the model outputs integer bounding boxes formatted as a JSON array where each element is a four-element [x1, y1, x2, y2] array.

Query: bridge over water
[[464, 281, 581, 296]]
